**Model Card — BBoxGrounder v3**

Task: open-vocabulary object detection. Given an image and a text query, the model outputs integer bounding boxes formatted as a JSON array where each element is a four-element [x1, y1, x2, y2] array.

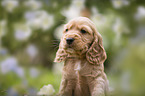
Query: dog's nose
[[66, 38, 74, 45]]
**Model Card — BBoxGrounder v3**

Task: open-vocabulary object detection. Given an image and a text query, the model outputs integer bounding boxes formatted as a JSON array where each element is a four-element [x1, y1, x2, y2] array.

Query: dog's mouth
[[66, 44, 73, 48], [65, 43, 80, 50], [63, 43, 88, 56], [64, 44, 75, 53]]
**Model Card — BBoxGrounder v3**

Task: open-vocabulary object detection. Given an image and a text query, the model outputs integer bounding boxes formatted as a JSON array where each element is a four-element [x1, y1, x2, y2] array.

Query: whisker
[[48, 39, 60, 50], [52, 43, 58, 44]]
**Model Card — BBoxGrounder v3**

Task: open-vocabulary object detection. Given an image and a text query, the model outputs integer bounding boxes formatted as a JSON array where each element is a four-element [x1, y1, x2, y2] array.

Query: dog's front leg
[[58, 76, 75, 96], [89, 77, 108, 96]]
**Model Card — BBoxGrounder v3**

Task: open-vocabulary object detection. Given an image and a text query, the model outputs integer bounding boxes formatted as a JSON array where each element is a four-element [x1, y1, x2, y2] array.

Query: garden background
[[0, 0, 145, 96]]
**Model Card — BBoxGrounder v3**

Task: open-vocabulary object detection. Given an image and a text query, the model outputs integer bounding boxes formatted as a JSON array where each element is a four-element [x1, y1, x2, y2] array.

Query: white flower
[[37, 84, 55, 96], [91, 14, 107, 28], [135, 6, 145, 21], [61, 5, 80, 21], [25, 10, 54, 31], [111, 0, 130, 9], [54, 24, 64, 39], [24, 0, 42, 10], [14, 67, 24, 78], [0, 57, 18, 74], [14, 23, 32, 41], [26, 17, 42, 30], [1, 0, 19, 12], [41, 15, 54, 31], [72, 0, 85, 9], [61, 0, 85, 22], [91, 6, 99, 14], [26, 44, 38, 59], [29, 67, 40, 78], [112, 18, 130, 38], [90, 7, 107, 28], [112, 18, 130, 45]]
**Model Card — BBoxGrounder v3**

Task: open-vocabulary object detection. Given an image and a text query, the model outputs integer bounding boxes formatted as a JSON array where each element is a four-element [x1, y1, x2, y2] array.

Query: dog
[[54, 17, 109, 96]]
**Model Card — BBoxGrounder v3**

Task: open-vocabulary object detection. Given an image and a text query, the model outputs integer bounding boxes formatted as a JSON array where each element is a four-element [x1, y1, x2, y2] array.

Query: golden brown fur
[[54, 17, 109, 96]]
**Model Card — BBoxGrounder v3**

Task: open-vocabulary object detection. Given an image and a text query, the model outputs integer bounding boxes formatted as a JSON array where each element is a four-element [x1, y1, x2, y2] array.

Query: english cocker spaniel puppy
[[54, 17, 109, 96]]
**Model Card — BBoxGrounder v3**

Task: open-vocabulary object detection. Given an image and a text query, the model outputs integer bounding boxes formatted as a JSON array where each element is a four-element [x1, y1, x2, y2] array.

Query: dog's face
[[54, 17, 107, 65], [61, 18, 94, 56]]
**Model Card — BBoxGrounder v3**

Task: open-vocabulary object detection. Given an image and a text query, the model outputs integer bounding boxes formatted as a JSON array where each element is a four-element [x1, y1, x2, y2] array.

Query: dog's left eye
[[65, 29, 68, 32], [80, 29, 86, 34]]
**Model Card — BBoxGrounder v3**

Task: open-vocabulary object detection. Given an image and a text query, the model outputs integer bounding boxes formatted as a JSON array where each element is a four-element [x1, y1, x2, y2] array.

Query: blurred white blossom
[[25, 10, 54, 31], [0, 57, 18, 74], [29, 67, 40, 78], [24, 0, 42, 10], [37, 84, 55, 96], [26, 44, 38, 59], [54, 24, 64, 39], [14, 23, 32, 41], [135, 6, 145, 21], [1, 0, 19, 12], [91, 7, 107, 28], [0, 57, 25, 78], [41, 15, 54, 31], [111, 0, 130, 9], [113, 18, 130, 39], [14, 66, 24, 78], [52, 63, 63, 75], [61, 0, 85, 21]]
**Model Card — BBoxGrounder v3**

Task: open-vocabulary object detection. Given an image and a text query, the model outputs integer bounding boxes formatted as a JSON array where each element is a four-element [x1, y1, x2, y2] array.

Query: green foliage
[[0, 0, 145, 95]]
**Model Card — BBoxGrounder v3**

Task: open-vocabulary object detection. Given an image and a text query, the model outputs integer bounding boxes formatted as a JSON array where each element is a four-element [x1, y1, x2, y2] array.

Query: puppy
[[54, 17, 109, 96]]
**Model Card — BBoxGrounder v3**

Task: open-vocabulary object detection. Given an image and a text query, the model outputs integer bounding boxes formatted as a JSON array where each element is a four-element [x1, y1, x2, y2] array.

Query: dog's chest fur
[[63, 58, 91, 95], [63, 58, 102, 78], [63, 58, 90, 78]]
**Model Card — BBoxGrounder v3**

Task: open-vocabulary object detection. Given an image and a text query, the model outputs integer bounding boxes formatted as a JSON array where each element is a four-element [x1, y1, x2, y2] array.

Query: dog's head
[[54, 17, 106, 65]]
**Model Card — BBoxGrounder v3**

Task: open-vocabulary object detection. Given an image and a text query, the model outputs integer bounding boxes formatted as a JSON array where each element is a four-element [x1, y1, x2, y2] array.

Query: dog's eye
[[65, 29, 68, 32], [80, 29, 86, 34]]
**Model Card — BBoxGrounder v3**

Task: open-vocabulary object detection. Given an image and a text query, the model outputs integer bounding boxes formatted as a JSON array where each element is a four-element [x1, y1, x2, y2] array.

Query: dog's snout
[[66, 38, 74, 45]]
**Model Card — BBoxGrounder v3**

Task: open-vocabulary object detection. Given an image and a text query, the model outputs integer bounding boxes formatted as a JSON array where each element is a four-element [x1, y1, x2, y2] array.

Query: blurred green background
[[0, 0, 145, 96]]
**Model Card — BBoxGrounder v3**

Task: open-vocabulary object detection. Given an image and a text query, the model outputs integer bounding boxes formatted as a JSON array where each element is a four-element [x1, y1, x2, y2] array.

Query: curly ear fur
[[54, 40, 68, 63], [86, 33, 107, 65]]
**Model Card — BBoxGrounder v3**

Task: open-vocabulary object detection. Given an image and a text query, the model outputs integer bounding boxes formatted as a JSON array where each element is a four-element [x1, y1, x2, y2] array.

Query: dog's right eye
[[65, 29, 68, 32], [80, 29, 86, 34]]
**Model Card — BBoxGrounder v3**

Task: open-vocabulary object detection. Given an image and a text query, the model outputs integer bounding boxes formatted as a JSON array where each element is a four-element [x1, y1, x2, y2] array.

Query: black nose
[[66, 38, 74, 45]]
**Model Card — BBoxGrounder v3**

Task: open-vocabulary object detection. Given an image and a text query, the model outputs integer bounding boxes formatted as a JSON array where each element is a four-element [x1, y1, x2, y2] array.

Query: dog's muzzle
[[66, 38, 74, 45]]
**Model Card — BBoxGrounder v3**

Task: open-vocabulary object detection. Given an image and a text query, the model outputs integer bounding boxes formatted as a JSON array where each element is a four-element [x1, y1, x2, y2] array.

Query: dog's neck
[[74, 60, 82, 71], [65, 57, 104, 72], [67, 53, 86, 59]]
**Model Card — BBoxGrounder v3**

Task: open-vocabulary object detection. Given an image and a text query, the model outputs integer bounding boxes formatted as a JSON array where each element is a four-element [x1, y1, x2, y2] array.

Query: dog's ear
[[86, 32, 107, 65], [54, 40, 67, 63]]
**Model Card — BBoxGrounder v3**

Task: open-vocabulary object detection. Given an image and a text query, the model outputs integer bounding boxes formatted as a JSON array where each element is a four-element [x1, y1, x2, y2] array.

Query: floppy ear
[[86, 33, 107, 65], [54, 40, 67, 63]]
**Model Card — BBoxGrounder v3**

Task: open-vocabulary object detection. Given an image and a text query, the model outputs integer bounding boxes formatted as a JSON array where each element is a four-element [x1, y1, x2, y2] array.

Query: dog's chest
[[63, 59, 86, 78], [64, 59, 94, 76], [74, 60, 82, 72], [73, 60, 89, 75]]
